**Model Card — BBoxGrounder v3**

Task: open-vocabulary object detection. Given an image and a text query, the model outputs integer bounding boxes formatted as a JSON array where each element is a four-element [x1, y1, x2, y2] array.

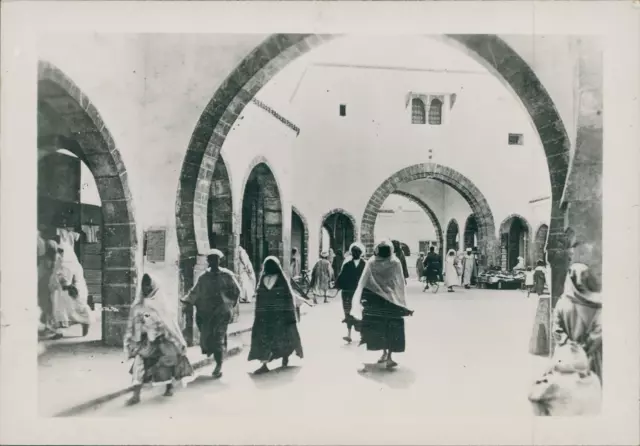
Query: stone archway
[[240, 161, 283, 271], [446, 219, 460, 255], [499, 214, 533, 270], [175, 33, 571, 302], [319, 208, 358, 257], [38, 61, 138, 347], [360, 163, 496, 266], [207, 155, 234, 270], [464, 214, 479, 251], [291, 206, 309, 272], [533, 224, 550, 265], [392, 190, 444, 258]]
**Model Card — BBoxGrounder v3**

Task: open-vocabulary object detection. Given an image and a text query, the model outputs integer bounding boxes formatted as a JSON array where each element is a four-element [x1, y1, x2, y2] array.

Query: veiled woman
[[350, 240, 413, 369], [49, 238, 92, 338], [124, 274, 194, 405], [310, 252, 334, 304], [444, 249, 460, 293], [249, 256, 304, 375], [181, 249, 241, 379], [552, 263, 602, 382], [237, 245, 257, 304]]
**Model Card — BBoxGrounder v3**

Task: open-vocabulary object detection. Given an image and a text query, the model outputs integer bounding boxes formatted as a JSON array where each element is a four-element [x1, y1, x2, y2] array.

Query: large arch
[[499, 214, 533, 270], [291, 206, 309, 272], [175, 33, 570, 299], [38, 61, 138, 347], [240, 160, 284, 271], [360, 163, 497, 266], [446, 219, 460, 255], [319, 208, 358, 257], [392, 190, 444, 258]]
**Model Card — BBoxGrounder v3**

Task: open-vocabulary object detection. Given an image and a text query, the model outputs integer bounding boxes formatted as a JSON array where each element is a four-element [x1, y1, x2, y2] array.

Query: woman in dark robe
[[391, 240, 409, 283], [181, 249, 241, 379], [350, 240, 413, 370], [336, 242, 366, 344], [249, 256, 304, 375]]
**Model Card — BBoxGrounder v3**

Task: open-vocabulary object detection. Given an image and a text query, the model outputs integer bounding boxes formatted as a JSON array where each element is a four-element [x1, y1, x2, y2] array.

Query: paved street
[[78, 281, 548, 418]]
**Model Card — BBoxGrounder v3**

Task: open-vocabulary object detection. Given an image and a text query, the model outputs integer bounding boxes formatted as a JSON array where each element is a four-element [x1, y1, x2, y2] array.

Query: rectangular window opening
[[339, 104, 346, 117], [508, 133, 524, 145]]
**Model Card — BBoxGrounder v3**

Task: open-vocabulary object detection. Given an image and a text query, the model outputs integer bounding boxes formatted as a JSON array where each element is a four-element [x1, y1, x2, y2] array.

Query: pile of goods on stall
[[477, 266, 525, 290]]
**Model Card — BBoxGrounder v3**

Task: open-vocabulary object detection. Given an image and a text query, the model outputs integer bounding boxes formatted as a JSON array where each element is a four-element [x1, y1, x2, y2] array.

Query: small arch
[[428, 98, 443, 125], [464, 214, 479, 251], [291, 206, 309, 272], [240, 160, 283, 271], [499, 214, 533, 269], [411, 97, 426, 124], [446, 219, 460, 254], [206, 154, 234, 270], [38, 61, 138, 347], [319, 208, 358, 257], [392, 190, 444, 258], [533, 223, 549, 264]]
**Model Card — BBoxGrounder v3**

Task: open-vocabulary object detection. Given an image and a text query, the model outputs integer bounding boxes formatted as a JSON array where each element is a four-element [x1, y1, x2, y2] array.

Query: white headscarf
[[350, 240, 408, 320]]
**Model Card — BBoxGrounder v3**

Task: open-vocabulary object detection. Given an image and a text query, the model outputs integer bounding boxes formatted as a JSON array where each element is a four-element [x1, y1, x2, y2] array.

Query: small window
[[339, 104, 346, 117], [509, 133, 524, 145], [428, 99, 443, 125], [145, 229, 166, 262], [411, 98, 426, 124]]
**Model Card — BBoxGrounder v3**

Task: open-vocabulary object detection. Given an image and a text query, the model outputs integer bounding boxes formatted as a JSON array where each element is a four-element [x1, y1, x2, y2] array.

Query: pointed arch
[[319, 208, 358, 257], [291, 205, 309, 272], [446, 219, 460, 254], [499, 213, 533, 269], [428, 98, 443, 125]]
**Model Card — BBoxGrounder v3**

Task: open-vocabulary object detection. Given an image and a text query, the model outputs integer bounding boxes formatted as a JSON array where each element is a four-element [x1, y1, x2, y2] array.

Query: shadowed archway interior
[[319, 208, 358, 257], [291, 206, 309, 272], [499, 214, 533, 270], [446, 219, 460, 254]]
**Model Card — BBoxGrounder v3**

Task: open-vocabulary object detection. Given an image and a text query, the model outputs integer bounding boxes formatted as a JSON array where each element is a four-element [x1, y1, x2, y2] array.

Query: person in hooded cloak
[[336, 242, 366, 344], [350, 240, 413, 370], [237, 245, 257, 304], [310, 252, 334, 304], [124, 274, 194, 405], [181, 249, 241, 379], [444, 249, 460, 293], [552, 263, 602, 382], [461, 248, 478, 289], [249, 256, 304, 375]]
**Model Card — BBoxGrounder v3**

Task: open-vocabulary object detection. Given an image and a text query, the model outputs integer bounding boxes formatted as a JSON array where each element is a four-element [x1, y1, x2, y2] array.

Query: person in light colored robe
[[237, 246, 256, 303], [310, 252, 334, 304], [461, 248, 477, 288], [444, 249, 460, 292]]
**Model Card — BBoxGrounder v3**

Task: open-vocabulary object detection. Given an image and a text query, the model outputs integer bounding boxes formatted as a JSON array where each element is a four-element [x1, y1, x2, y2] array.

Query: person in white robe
[[444, 249, 460, 293]]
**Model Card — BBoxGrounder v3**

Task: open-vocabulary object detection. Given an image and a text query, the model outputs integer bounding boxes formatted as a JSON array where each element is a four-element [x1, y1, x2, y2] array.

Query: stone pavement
[[73, 281, 550, 419], [38, 301, 259, 417]]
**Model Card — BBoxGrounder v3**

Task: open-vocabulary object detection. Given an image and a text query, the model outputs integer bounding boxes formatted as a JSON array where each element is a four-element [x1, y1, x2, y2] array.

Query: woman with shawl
[[124, 274, 194, 405], [350, 240, 413, 369], [552, 263, 602, 382], [181, 249, 241, 379], [237, 246, 257, 303], [533, 260, 547, 296], [49, 238, 92, 337], [391, 240, 409, 282], [310, 252, 334, 304], [249, 256, 304, 375], [444, 249, 460, 293]]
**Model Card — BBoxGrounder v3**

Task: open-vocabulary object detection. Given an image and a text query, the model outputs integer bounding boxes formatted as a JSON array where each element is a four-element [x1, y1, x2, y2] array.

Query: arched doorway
[[240, 162, 283, 271], [360, 163, 496, 266], [464, 214, 479, 251], [533, 224, 549, 265], [319, 209, 358, 258], [291, 206, 309, 272], [499, 214, 532, 270], [446, 219, 460, 254], [392, 190, 444, 259], [38, 61, 138, 346], [207, 155, 233, 270]]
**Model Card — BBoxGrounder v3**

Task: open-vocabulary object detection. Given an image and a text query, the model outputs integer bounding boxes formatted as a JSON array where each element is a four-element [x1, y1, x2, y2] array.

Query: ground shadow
[[248, 365, 302, 390], [356, 362, 416, 389]]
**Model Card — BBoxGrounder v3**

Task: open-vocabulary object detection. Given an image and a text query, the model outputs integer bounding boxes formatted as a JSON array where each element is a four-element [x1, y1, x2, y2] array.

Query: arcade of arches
[[36, 34, 603, 355]]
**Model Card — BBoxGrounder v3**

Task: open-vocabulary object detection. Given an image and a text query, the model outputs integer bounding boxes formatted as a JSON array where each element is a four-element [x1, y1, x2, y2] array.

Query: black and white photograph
[[1, 2, 638, 445]]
